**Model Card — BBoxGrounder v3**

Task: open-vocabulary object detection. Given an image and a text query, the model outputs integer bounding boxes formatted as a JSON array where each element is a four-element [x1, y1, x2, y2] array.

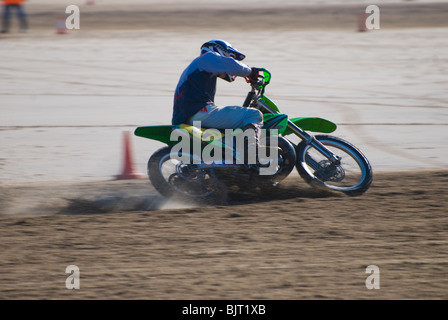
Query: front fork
[[286, 121, 341, 165]]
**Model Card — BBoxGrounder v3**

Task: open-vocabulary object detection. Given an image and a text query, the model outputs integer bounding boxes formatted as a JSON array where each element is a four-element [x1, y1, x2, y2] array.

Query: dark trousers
[[1, 4, 28, 32]]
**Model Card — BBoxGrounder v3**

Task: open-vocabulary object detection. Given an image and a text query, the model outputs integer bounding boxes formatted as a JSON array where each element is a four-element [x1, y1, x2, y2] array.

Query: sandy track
[[19, 2, 448, 31], [1, 169, 447, 299]]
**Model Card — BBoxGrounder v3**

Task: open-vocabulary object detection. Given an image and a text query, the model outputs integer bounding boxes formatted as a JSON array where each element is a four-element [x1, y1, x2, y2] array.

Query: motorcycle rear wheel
[[295, 135, 372, 196], [148, 146, 227, 204], [255, 135, 296, 186]]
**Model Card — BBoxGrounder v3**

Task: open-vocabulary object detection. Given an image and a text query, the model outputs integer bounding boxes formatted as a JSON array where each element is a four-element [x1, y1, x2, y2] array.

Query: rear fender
[[134, 124, 225, 148], [134, 125, 180, 146]]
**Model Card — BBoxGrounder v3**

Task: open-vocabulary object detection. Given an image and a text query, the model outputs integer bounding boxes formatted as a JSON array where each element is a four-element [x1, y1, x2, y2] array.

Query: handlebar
[[242, 68, 271, 107], [245, 68, 271, 87], [257, 68, 271, 86], [245, 68, 271, 96]]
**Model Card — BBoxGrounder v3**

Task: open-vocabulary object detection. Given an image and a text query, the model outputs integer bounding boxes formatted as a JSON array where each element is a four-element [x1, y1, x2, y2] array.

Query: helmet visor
[[228, 48, 245, 61]]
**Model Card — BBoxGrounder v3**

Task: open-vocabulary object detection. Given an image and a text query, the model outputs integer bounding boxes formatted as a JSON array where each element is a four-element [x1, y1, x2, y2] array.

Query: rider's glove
[[246, 67, 260, 84]]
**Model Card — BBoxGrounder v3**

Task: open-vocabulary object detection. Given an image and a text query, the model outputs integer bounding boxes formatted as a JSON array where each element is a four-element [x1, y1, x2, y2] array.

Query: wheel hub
[[315, 160, 345, 182]]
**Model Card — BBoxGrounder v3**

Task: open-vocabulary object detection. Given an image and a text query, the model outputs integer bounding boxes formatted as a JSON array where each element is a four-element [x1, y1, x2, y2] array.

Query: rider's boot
[[242, 124, 258, 164], [242, 124, 280, 165]]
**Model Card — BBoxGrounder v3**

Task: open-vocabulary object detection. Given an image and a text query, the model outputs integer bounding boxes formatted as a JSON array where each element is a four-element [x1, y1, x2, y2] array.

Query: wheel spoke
[[148, 148, 224, 199]]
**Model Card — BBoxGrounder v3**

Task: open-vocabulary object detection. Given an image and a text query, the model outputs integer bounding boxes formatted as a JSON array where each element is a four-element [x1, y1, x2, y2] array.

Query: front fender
[[259, 96, 337, 134], [284, 117, 337, 135]]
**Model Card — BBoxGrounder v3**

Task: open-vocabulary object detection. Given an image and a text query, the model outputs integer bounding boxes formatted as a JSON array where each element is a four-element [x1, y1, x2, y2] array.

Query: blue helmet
[[200, 39, 246, 61]]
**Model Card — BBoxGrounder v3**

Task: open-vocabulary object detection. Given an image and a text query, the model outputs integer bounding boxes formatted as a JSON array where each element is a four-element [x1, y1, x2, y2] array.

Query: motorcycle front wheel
[[148, 146, 227, 204], [295, 135, 372, 196]]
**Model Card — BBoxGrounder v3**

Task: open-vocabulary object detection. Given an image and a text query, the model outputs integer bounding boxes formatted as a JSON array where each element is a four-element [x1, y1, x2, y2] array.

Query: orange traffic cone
[[115, 131, 146, 180], [56, 17, 67, 34], [358, 12, 368, 32]]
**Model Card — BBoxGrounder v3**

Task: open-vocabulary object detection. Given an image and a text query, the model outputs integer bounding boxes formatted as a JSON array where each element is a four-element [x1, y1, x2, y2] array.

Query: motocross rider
[[172, 39, 263, 160]]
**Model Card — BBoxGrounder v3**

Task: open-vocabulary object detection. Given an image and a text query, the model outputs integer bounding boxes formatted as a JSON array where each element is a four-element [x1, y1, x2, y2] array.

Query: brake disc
[[315, 160, 345, 182]]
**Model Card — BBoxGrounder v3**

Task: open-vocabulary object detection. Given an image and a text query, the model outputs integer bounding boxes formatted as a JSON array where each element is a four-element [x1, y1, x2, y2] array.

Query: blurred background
[[1, 0, 447, 183]]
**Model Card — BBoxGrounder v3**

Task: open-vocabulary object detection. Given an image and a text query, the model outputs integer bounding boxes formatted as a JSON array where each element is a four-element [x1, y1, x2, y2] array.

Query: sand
[[0, 1, 448, 300], [1, 170, 448, 299]]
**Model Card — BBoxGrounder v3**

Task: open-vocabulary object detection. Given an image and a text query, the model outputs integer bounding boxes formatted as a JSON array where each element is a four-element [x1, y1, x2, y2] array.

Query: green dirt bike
[[135, 69, 372, 203]]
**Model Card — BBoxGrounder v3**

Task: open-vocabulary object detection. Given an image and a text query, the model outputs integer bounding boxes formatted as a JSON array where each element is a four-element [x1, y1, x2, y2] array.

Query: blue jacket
[[172, 51, 251, 125]]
